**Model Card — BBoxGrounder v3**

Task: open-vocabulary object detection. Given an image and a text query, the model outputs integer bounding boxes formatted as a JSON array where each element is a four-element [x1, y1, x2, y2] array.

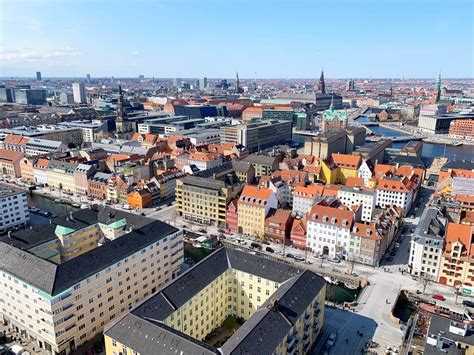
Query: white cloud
[[0, 47, 83, 63], [130, 50, 141, 55]]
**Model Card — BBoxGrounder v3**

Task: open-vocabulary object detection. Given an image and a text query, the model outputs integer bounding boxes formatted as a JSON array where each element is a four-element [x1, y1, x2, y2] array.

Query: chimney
[[7, 231, 11, 239]]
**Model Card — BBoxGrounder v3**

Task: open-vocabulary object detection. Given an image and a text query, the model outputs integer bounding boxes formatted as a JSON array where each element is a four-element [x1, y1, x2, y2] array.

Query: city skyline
[[1, 0, 472, 79]]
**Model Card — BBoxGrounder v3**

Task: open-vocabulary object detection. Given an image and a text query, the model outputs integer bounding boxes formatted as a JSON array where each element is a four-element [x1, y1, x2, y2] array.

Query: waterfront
[[27, 192, 79, 225], [183, 242, 360, 304]]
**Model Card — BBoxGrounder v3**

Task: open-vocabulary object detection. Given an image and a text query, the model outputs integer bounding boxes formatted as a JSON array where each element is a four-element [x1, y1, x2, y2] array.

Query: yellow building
[[46, 160, 77, 192], [0, 206, 183, 355], [438, 222, 474, 288], [176, 175, 243, 226], [320, 153, 361, 185], [237, 185, 277, 237], [104, 247, 326, 355]]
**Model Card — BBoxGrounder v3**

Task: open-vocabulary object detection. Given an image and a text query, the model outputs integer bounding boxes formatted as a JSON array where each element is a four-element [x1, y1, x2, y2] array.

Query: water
[[184, 243, 360, 304], [27, 193, 79, 225]]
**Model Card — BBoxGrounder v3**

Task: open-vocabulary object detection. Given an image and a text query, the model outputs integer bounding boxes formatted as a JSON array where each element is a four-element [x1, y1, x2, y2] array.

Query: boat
[[344, 282, 359, 290], [192, 242, 202, 248], [80, 204, 89, 209], [71, 203, 81, 208], [28, 206, 40, 213], [54, 198, 63, 204], [324, 276, 338, 285]]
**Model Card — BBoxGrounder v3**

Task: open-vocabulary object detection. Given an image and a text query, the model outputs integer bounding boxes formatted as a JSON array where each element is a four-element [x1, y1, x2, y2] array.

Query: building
[[424, 314, 474, 354], [220, 120, 292, 153], [449, 119, 474, 139], [176, 176, 243, 226], [338, 186, 376, 223], [188, 152, 222, 171], [225, 199, 239, 233], [358, 159, 373, 186], [60, 92, 74, 104], [264, 209, 294, 244], [238, 185, 277, 237], [36, 71, 42, 81], [303, 130, 352, 159], [0, 183, 29, 233], [290, 219, 307, 250], [232, 160, 255, 184], [46, 160, 77, 192], [73, 163, 96, 196], [72, 82, 86, 104], [0, 87, 14, 102], [128, 189, 152, 209], [14, 89, 47, 105], [375, 176, 416, 216], [292, 184, 324, 217], [321, 101, 348, 132], [418, 112, 474, 134], [314, 93, 343, 111], [320, 153, 361, 184], [104, 247, 325, 355], [0, 207, 183, 355], [199, 77, 207, 90], [88, 172, 112, 200], [438, 222, 473, 288], [241, 154, 280, 177], [409, 207, 447, 280], [0, 149, 23, 178], [306, 204, 355, 260]]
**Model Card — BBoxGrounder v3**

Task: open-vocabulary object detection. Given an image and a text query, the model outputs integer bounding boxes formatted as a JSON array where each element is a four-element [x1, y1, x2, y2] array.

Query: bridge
[[366, 135, 426, 143]]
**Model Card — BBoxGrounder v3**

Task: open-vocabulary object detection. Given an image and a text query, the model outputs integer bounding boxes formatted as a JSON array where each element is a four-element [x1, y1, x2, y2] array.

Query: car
[[0, 345, 6, 355], [154, 206, 162, 211], [275, 250, 284, 256], [462, 300, 474, 308], [286, 253, 295, 259], [217, 228, 225, 233], [167, 202, 173, 206], [140, 212, 146, 216], [395, 243, 400, 248], [198, 228, 207, 233], [265, 246, 275, 253], [293, 254, 305, 261], [432, 294, 446, 301], [326, 332, 337, 348], [261, 240, 270, 245], [251, 242, 262, 250]]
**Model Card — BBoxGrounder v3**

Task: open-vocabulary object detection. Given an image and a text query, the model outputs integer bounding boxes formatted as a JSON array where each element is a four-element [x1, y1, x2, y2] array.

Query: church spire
[[435, 72, 441, 103], [116, 85, 127, 122], [319, 69, 326, 94], [236, 71, 240, 93]]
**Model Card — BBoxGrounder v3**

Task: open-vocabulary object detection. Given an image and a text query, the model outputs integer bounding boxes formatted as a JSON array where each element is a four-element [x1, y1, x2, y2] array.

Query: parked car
[[286, 253, 295, 259], [462, 300, 474, 308], [250, 242, 262, 250], [265, 246, 275, 253], [432, 294, 446, 301], [261, 240, 270, 245], [395, 243, 400, 248], [198, 228, 207, 233], [275, 250, 284, 256], [326, 332, 337, 348], [293, 254, 305, 261]]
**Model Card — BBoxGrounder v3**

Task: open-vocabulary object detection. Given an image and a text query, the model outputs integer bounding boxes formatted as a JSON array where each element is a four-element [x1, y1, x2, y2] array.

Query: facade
[[292, 184, 324, 216], [303, 130, 348, 159], [72, 82, 86, 104], [88, 172, 112, 200], [128, 190, 152, 209], [0, 207, 183, 355], [409, 207, 446, 280], [104, 247, 325, 355], [376, 176, 415, 216], [0, 183, 29, 233], [0, 149, 24, 178], [15, 89, 47, 105], [357, 159, 373, 186], [438, 222, 474, 288], [320, 153, 361, 185], [449, 119, 474, 139], [238, 185, 277, 237], [321, 104, 348, 132], [225, 199, 239, 233], [73, 164, 95, 196], [264, 209, 294, 244], [241, 154, 280, 177], [306, 204, 354, 259], [176, 176, 243, 226], [290, 219, 307, 250], [338, 186, 376, 223], [188, 152, 222, 171], [418, 113, 474, 134], [46, 161, 77, 192], [33, 158, 50, 185]]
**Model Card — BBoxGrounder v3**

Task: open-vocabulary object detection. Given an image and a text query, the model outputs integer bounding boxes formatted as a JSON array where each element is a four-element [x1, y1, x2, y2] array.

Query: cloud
[[0, 47, 83, 63], [130, 50, 141, 55]]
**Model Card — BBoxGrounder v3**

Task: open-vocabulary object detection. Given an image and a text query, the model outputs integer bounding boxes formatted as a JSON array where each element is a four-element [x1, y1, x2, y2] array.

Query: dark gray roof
[[390, 155, 426, 169], [0, 223, 56, 249], [242, 154, 278, 166], [0, 207, 178, 295], [232, 160, 253, 173], [441, 160, 474, 171], [425, 314, 474, 355], [105, 314, 219, 355], [181, 176, 226, 190], [0, 183, 25, 198]]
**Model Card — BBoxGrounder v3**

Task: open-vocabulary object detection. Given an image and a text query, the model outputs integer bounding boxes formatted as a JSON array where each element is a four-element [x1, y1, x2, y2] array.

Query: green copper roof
[[108, 218, 127, 229], [323, 107, 347, 121], [55, 225, 75, 236]]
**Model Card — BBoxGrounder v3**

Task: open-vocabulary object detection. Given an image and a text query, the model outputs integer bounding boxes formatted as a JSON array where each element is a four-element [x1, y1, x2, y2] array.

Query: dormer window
[[331, 217, 337, 224]]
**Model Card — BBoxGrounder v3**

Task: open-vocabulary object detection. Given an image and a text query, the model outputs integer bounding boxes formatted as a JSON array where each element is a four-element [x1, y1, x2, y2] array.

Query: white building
[[258, 176, 292, 208], [338, 186, 376, 223], [187, 152, 222, 171], [0, 184, 29, 233], [409, 207, 446, 280], [72, 82, 86, 104], [33, 158, 50, 185], [306, 204, 354, 259], [357, 159, 373, 186], [25, 138, 67, 156], [292, 185, 323, 217], [376, 176, 415, 216]]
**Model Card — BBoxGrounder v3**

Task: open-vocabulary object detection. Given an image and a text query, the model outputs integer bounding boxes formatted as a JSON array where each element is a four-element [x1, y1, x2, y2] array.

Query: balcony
[[286, 335, 296, 349]]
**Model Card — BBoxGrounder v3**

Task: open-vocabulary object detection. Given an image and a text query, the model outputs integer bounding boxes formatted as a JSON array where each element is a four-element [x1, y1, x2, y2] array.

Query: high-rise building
[[199, 77, 207, 90], [138, 74, 145, 80], [59, 92, 74, 104], [86, 73, 91, 83], [0, 183, 29, 233], [14, 89, 47, 105], [72, 82, 86, 104], [36, 71, 42, 81]]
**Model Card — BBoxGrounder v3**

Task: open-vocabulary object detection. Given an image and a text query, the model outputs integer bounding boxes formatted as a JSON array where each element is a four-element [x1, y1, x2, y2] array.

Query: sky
[[0, 0, 473, 79]]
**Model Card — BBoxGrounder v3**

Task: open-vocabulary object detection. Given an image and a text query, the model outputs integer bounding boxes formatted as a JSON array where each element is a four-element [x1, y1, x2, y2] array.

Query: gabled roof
[[240, 185, 273, 205], [307, 204, 354, 228], [331, 153, 361, 168]]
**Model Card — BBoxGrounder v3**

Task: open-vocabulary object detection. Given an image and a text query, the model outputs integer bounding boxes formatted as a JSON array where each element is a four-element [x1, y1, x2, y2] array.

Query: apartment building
[[306, 204, 355, 259], [88, 172, 112, 200], [46, 161, 77, 192], [74, 164, 96, 196], [176, 176, 243, 226], [238, 186, 277, 237], [264, 209, 293, 244], [33, 158, 50, 185], [320, 153, 361, 185], [338, 186, 376, 223], [409, 208, 447, 280], [104, 247, 325, 355], [357, 159, 373, 186], [188, 152, 222, 171], [291, 219, 307, 250], [241, 154, 281, 177], [0, 183, 29, 233], [449, 119, 474, 139], [292, 184, 324, 217], [438, 222, 474, 288], [258, 176, 292, 207], [0, 148, 23, 178], [376, 176, 415, 216], [0, 207, 183, 355]]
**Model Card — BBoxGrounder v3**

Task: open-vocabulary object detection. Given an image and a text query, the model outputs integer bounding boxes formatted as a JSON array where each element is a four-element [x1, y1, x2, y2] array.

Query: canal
[[27, 192, 79, 225], [183, 243, 360, 304]]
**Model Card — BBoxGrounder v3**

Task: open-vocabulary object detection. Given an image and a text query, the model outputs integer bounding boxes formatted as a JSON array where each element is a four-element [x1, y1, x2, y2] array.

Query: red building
[[226, 199, 239, 233], [264, 209, 293, 244], [290, 219, 307, 250]]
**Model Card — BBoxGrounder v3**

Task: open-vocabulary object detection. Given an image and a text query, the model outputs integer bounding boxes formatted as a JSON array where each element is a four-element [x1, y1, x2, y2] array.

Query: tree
[[419, 275, 431, 294], [67, 142, 77, 149]]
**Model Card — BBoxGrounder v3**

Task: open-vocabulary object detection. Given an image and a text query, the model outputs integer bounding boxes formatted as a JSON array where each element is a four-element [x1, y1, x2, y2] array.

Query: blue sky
[[0, 0, 472, 78]]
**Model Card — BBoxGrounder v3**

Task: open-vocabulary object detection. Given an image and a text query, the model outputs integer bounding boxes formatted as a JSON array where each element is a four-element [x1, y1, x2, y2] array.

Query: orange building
[[128, 190, 152, 209], [449, 119, 474, 138]]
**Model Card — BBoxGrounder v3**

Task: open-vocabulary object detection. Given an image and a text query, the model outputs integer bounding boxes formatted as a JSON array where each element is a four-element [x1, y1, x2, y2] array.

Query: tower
[[72, 82, 86, 104], [319, 69, 326, 94], [435, 73, 441, 103], [236, 71, 240, 93], [115, 85, 132, 137], [36, 71, 42, 81]]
